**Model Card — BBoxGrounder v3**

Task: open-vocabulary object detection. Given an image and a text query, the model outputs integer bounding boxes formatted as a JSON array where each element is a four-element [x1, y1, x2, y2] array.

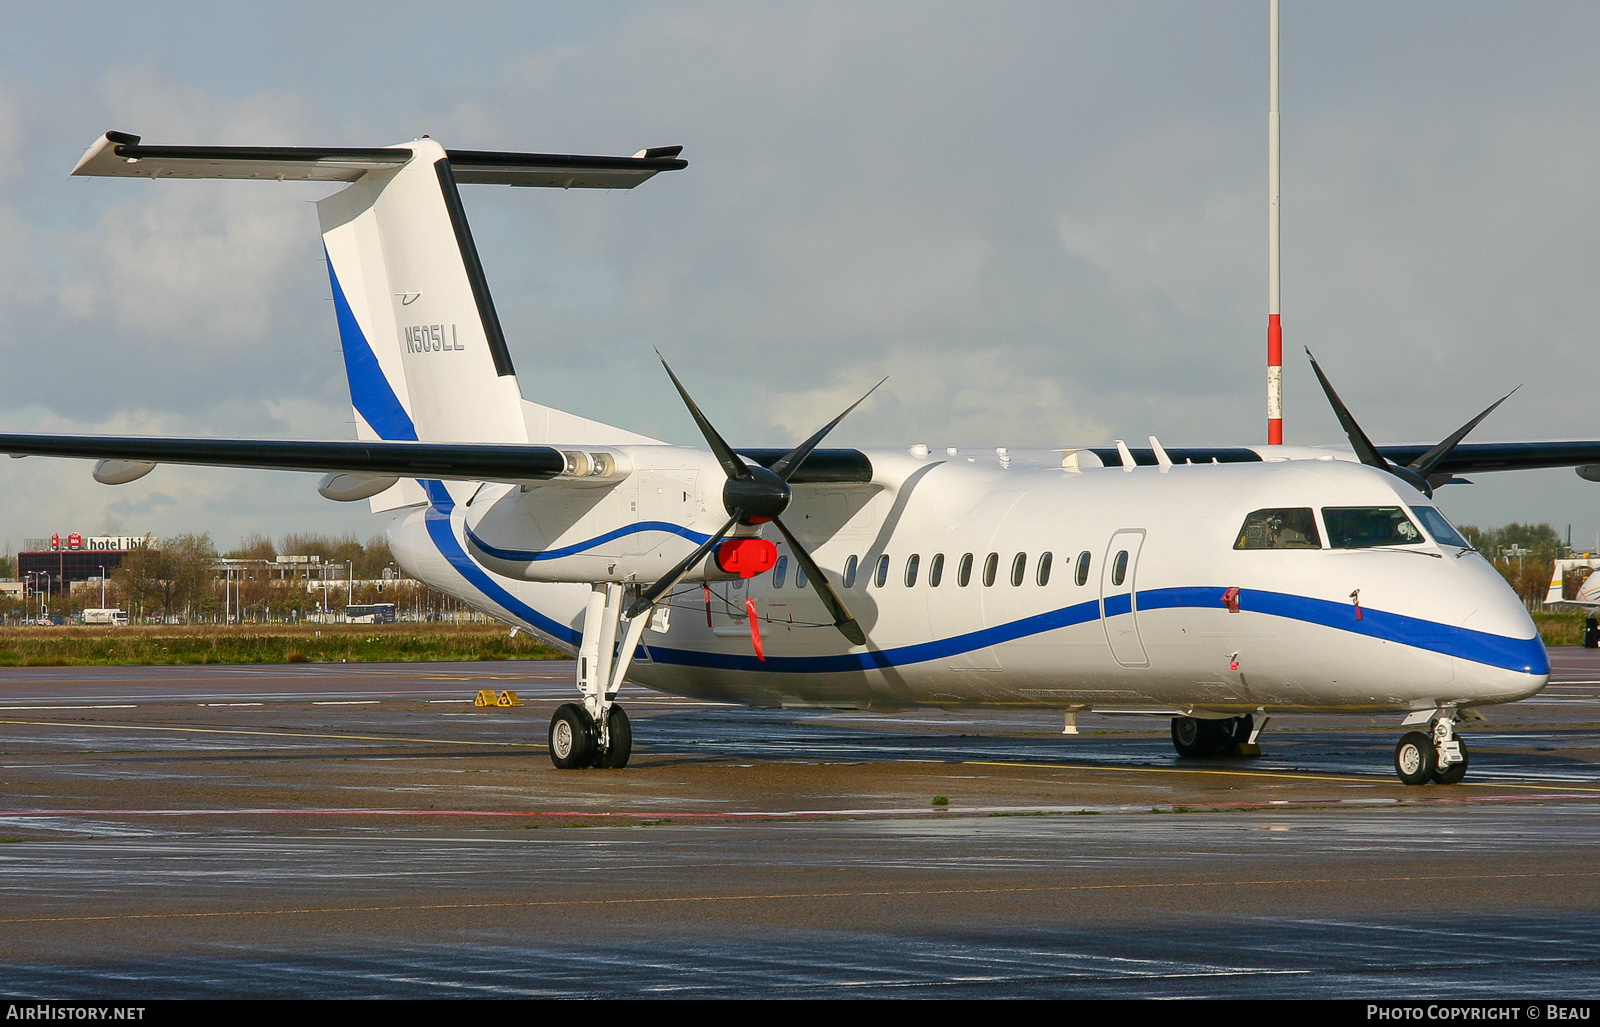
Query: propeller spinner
[[1305, 347, 1516, 498], [623, 354, 883, 647]]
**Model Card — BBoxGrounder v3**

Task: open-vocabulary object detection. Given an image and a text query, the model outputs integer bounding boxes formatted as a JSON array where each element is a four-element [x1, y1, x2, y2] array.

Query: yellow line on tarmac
[[0, 719, 543, 749], [963, 759, 1600, 793], [4, 869, 1597, 926]]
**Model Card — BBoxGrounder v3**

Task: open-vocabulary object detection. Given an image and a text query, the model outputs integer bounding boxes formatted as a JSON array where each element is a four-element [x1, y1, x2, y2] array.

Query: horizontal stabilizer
[[72, 132, 687, 188]]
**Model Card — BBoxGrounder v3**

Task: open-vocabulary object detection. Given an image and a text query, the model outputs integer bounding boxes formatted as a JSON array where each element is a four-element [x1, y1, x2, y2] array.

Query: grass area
[[1534, 609, 1589, 647], [0, 611, 1582, 667], [0, 623, 564, 666]]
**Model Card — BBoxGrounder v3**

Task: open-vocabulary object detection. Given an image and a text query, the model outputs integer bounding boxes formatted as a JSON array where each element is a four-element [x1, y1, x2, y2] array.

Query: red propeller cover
[[715, 538, 778, 578]]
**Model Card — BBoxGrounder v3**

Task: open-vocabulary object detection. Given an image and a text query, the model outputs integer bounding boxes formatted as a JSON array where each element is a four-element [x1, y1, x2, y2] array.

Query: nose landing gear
[[1394, 709, 1469, 785]]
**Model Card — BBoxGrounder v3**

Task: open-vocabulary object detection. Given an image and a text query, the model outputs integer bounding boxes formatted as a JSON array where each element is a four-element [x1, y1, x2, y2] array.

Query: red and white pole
[[1267, 0, 1283, 445]]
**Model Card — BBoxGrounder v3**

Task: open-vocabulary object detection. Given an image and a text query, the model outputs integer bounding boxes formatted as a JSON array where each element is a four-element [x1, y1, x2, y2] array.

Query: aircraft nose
[[1452, 558, 1548, 700]]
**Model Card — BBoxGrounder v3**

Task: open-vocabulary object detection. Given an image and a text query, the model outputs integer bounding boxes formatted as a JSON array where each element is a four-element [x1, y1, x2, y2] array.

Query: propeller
[[623, 354, 882, 647], [1305, 347, 1517, 497]]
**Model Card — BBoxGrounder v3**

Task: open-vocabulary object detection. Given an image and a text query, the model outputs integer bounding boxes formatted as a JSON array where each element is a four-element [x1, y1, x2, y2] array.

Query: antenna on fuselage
[[1267, 0, 1283, 445]]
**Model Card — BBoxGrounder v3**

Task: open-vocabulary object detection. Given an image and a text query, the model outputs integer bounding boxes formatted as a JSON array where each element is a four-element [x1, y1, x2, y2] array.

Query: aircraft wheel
[[1171, 717, 1233, 758], [1228, 714, 1255, 748], [597, 705, 632, 769], [549, 703, 597, 769], [1433, 734, 1469, 785], [1394, 731, 1437, 785]]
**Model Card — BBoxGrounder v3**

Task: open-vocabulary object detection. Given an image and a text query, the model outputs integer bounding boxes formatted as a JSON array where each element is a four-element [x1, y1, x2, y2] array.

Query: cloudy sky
[[2, 1, 1600, 552]]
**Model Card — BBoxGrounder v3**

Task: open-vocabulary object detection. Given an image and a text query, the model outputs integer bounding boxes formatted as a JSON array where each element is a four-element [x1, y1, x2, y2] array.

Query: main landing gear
[[1394, 709, 1469, 785], [549, 702, 633, 769], [1170, 714, 1261, 758], [548, 582, 649, 770]]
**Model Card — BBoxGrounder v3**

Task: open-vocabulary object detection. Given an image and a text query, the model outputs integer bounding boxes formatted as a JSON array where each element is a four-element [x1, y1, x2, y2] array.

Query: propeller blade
[[1305, 348, 1388, 470], [1406, 386, 1520, 480], [624, 512, 741, 620], [768, 377, 887, 482], [656, 351, 750, 482], [772, 515, 866, 646]]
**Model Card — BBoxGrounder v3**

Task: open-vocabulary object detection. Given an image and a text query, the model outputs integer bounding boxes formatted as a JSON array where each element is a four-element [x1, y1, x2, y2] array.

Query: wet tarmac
[[0, 650, 1597, 998]]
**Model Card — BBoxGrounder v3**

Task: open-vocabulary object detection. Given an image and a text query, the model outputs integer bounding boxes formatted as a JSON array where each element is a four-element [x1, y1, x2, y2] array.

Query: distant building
[[17, 534, 153, 596]]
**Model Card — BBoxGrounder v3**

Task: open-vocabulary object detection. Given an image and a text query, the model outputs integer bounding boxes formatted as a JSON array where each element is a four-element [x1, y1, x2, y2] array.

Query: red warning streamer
[[745, 597, 765, 661]]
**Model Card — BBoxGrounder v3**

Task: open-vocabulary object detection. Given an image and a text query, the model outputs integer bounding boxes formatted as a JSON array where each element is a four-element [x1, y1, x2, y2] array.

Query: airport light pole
[[1267, 0, 1283, 445], [98, 565, 106, 608]]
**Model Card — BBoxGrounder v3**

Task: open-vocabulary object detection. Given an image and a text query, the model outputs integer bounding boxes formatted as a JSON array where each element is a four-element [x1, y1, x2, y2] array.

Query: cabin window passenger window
[[958, 553, 973, 587], [842, 555, 858, 588], [929, 553, 944, 587], [773, 555, 788, 589], [1075, 551, 1091, 585], [983, 553, 999, 587], [875, 554, 890, 587], [1412, 506, 1470, 548], [1111, 550, 1129, 586], [905, 554, 920, 587], [796, 562, 808, 589], [1234, 508, 1321, 550], [1011, 553, 1027, 586], [1322, 507, 1424, 548], [1037, 551, 1052, 586]]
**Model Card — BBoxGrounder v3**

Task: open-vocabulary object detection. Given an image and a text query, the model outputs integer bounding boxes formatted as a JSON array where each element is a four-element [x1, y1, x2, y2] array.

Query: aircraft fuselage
[[388, 445, 1547, 717]]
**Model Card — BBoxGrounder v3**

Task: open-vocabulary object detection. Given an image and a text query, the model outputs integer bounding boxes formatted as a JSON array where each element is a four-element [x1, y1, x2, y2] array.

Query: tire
[[1433, 734, 1469, 785], [1228, 714, 1255, 747], [548, 703, 597, 769], [1394, 731, 1437, 785], [597, 705, 632, 769], [1171, 717, 1233, 758]]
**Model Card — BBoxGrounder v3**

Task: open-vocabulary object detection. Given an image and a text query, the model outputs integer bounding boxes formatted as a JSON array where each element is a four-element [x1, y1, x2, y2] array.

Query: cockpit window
[[1234, 508, 1321, 550], [1322, 506, 1424, 548], [1411, 506, 1470, 548]]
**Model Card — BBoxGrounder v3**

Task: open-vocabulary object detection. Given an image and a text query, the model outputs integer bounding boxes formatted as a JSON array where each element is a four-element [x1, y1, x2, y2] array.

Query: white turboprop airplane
[[7, 131, 1592, 785]]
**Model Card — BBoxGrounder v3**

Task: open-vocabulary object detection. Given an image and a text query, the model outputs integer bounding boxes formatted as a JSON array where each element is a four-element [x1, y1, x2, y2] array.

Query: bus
[[345, 603, 397, 624]]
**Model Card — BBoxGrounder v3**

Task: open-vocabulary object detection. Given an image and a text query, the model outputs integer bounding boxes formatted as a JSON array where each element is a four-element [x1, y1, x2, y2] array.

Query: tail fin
[[316, 138, 527, 445], [73, 131, 686, 456]]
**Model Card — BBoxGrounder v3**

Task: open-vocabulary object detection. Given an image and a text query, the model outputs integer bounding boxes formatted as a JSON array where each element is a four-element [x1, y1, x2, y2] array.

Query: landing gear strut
[[1394, 709, 1469, 785], [1170, 714, 1255, 757], [548, 582, 649, 770]]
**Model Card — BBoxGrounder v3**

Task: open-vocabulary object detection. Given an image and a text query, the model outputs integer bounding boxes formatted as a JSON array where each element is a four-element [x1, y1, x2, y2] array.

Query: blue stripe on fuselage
[[643, 584, 1547, 676], [465, 522, 713, 562], [420, 481, 582, 646]]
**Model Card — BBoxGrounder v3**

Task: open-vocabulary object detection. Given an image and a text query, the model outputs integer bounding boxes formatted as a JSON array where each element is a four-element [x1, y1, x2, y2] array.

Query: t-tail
[[72, 131, 685, 507]]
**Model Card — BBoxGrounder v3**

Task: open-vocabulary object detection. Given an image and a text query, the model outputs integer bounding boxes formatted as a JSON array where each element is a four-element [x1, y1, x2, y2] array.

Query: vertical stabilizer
[[318, 139, 528, 447]]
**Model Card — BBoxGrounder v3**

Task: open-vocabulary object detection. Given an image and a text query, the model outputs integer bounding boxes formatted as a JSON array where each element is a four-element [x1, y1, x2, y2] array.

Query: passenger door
[[1100, 529, 1149, 668]]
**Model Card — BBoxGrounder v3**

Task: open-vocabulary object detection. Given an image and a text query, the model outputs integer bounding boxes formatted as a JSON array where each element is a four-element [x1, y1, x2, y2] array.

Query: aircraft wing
[[1376, 441, 1600, 475], [0, 434, 570, 484], [0, 434, 874, 487]]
